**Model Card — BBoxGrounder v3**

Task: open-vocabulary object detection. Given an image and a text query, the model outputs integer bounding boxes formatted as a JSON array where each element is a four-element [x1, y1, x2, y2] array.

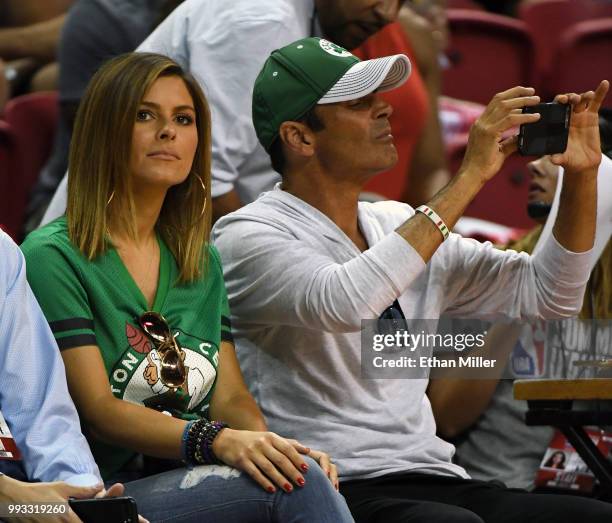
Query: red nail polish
[[300, 463, 309, 472], [297, 478, 305, 487], [284, 483, 293, 492], [267, 486, 276, 493]]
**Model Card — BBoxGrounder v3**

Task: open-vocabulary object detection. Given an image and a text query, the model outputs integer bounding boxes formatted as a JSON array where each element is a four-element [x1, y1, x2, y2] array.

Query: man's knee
[[352, 498, 484, 523], [550, 495, 612, 520], [414, 504, 484, 523]]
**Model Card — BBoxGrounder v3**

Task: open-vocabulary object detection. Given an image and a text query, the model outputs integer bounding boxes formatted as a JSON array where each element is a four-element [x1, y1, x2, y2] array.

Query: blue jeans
[[122, 457, 354, 523]]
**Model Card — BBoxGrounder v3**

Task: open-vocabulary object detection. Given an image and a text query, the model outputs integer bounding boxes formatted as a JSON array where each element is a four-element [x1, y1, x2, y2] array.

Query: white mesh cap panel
[[318, 54, 411, 105]]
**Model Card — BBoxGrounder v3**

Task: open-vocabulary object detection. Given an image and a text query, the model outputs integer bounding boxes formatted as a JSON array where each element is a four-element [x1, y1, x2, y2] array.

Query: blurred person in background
[[25, 0, 185, 233], [0, 59, 8, 111], [0, 0, 74, 95], [354, 0, 451, 206]]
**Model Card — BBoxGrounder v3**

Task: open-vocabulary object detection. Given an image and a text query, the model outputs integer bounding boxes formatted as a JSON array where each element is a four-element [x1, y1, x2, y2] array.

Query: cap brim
[[317, 54, 411, 105]]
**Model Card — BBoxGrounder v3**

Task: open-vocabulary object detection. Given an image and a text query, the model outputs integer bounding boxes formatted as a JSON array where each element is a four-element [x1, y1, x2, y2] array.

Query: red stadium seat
[[518, 0, 588, 92], [587, 0, 612, 18], [547, 19, 612, 107], [443, 10, 535, 105], [0, 91, 58, 241], [518, 0, 610, 98], [447, 139, 535, 229]]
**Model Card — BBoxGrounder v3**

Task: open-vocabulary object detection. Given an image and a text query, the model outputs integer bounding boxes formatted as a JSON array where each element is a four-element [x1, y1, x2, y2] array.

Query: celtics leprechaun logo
[[319, 38, 353, 58], [109, 322, 218, 414]]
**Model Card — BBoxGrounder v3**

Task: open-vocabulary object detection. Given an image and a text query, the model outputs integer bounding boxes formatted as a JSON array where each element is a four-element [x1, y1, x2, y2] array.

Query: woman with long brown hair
[[21, 52, 353, 523]]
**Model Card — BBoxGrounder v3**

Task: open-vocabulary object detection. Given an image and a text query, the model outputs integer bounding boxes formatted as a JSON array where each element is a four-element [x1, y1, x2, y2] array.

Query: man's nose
[[374, 94, 393, 119]]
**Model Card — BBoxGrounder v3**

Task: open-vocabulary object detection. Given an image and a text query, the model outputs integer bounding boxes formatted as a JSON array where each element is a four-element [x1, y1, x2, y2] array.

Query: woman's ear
[[279, 121, 315, 158]]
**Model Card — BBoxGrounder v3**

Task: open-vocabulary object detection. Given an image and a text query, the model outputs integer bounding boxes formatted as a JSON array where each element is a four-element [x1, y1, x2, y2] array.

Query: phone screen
[[519, 103, 571, 156], [69, 496, 139, 523]]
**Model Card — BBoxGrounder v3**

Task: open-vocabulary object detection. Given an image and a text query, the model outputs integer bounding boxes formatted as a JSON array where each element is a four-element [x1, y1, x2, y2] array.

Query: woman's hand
[[304, 448, 339, 491], [212, 429, 312, 493], [550, 80, 609, 174]]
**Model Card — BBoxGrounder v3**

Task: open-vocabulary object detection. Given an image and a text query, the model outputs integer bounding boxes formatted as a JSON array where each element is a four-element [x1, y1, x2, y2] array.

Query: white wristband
[[415, 205, 450, 240]]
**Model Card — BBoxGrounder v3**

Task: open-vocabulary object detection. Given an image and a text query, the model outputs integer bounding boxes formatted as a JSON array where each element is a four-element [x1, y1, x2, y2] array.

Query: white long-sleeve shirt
[[212, 184, 594, 481]]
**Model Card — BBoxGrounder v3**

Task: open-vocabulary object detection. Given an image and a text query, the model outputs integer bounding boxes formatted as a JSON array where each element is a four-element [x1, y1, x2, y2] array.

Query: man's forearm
[[0, 15, 65, 62], [396, 167, 485, 262], [552, 168, 597, 253]]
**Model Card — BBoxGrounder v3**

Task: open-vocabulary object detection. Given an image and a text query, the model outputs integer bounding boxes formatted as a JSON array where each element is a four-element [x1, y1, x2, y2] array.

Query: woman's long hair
[[66, 52, 212, 283]]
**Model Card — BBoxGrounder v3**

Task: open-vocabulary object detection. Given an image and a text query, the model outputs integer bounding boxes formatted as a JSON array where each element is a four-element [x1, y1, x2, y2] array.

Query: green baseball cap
[[253, 37, 411, 151]]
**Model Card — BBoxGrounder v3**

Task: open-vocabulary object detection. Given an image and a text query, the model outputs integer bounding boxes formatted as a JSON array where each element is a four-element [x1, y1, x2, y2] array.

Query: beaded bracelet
[[184, 419, 228, 466], [186, 420, 204, 463], [180, 420, 196, 463], [201, 421, 228, 465], [415, 205, 450, 240], [185, 419, 206, 465]]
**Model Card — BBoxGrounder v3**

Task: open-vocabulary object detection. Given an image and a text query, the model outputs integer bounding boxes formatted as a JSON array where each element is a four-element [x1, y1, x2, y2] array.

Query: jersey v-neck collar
[[108, 233, 171, 312]]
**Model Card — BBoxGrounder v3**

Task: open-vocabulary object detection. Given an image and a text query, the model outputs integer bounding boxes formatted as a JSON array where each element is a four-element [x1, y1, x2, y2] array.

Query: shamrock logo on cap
[[319, 39, 353, 58]]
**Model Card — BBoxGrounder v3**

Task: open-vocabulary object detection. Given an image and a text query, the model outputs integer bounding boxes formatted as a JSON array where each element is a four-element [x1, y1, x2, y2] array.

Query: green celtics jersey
[[21, 217, 232, 479]]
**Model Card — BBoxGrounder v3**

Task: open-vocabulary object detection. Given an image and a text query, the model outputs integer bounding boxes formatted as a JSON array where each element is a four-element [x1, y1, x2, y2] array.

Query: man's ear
[[279, 121, 316, 158]]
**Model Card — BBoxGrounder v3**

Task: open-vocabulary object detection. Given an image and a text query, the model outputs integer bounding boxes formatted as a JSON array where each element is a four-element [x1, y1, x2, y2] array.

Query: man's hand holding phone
[[0, 474, 101, 523], [518, 80, 609, 171], [460, 86, 541, 183], [548, 80, 610, 175], [0, 475, 148, 523]]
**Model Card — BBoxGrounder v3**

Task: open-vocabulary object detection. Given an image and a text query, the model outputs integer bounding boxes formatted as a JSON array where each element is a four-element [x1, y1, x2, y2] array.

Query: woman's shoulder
[[20, 217, 81, 267], [21, 217, 70, 251]]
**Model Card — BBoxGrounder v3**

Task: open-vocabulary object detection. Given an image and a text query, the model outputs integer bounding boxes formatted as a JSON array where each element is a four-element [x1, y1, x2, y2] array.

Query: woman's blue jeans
[[122, 457, 354, 522]]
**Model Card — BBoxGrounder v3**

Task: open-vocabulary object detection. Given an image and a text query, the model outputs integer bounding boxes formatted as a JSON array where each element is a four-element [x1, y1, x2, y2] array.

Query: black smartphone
[[68, 496, 139, 523], [518, 102, 571, 156]]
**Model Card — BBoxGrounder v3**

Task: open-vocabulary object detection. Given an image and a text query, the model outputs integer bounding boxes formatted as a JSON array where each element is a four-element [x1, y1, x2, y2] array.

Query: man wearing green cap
[[213, 37, 612, 521]]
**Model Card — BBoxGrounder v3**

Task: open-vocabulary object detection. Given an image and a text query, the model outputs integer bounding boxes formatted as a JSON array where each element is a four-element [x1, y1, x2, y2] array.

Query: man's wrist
[[455, 165, 488, 190], [561, 166, 598, 181]]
